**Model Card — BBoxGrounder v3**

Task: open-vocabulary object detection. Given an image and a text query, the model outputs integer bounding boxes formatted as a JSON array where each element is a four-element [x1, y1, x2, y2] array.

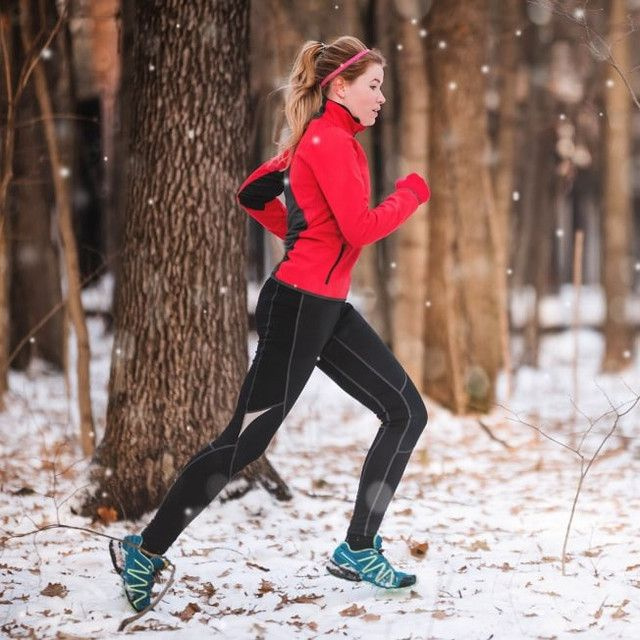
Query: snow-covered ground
[[1, 277, 639, 639]]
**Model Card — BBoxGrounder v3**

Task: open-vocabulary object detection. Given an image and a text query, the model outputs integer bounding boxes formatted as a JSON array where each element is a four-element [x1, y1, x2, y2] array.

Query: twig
[[499, 387, 640, 574], [528, 0, 640, 111], [1, 523, 175, 632], [477, 418, 513, 449]]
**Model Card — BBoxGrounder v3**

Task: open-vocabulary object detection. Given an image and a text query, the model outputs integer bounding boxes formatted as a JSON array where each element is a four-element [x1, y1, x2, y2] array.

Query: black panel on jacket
[[237, 170, 284, 210]]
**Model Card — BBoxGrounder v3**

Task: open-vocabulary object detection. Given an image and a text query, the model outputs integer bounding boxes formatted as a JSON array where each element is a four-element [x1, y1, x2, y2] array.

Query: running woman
[[112, 35, 431, 612]]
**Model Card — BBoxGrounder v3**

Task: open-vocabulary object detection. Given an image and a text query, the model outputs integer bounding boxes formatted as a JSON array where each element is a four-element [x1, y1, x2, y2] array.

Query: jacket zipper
[[325, 242, 346, 285]]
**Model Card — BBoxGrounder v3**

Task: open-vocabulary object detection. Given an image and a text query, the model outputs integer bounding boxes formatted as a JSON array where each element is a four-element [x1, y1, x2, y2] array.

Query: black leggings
[[141, 276, 428, 555]]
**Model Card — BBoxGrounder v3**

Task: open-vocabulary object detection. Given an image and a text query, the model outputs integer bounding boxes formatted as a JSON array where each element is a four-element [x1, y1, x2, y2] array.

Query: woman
[[112, 35, 430, 612]]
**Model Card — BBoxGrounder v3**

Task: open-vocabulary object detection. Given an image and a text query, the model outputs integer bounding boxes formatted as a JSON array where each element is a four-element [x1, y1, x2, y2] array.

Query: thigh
[[316, 303, 411, 420], [244, 278, 344, 416]]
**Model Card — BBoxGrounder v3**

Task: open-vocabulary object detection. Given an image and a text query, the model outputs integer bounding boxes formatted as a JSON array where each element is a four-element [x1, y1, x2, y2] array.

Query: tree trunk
[[389, 0, 429, 391], [488, 0, 522, 397], [80, 0, 289, 521], [601, 0, 633, 371], [425, 0, 501, 413], [0, 5, 17, 403]]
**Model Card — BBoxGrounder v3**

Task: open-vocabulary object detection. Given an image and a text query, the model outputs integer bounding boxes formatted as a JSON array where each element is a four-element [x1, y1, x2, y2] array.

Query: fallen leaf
[[173, 602, 201, 622], [432, 610, 452, 619], [340, 603, 366, 617], [410, 541, 429, 558], [611, 599, 629, 619], [11, 486, 35, 496], [40, 583, 68, 598], [183, 572, 201, 580], [256, 579, 275, 596], [361, 613, 380, 622], [96, 505, 118, 525], [467, 539, 490, 552], [194, 581, 216, 599]]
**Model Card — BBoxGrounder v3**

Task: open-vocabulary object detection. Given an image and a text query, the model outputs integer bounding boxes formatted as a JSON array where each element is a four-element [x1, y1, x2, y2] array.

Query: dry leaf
[[96, 505, 118, 525], [340, 603, 366, 617], [275, 592, 323, 610], [11, 486, 35, 496], [361, 613, 381, 622], [410, 540, 429, 558], [256, 579, 276, 596], [194, 581, 216, 599], [173, 602, 201, 622], [40, 583, 68, 598], [611, 599, 629, 619], [467, 539, 490, 552], [432, 610, 451, 619]]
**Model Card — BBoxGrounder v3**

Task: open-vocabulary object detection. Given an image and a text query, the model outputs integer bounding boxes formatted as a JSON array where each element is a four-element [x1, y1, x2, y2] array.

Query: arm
[[300, 130, 430, 248], [236, 152, 290, 240]]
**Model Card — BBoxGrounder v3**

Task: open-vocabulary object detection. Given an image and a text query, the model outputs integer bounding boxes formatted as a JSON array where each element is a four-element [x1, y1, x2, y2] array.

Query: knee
[[405, 383, 428, 430]]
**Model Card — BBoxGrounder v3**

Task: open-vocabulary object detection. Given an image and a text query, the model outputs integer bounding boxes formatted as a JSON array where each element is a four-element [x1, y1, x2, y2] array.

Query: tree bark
[[488, 0, 523, 397], [0, 6, 16, 403], [80, 0, 289, 521], [425, 0, 501, 413], [601, 0, 633, 371]]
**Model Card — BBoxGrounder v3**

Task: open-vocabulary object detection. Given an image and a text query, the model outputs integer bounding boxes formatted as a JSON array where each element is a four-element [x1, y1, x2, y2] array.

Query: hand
[[395, 173, 430, 204]]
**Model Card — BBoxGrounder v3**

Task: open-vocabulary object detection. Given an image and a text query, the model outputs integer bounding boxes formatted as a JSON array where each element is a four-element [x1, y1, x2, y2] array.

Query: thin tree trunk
[[19, 0, 95, 454], [601, 0, 633, 371], [488, 0, 522, 398], [0, 8, 16, 404]]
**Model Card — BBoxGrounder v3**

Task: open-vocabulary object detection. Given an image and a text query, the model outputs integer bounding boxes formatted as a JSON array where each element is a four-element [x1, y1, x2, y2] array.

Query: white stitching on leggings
[[320, 354, 390, 507], [228, 280, 281, 475], [282, 294, 304, 420], [334, 336, 405, 393], [176, 280, 281, 481], [321, 354, 390, 422], [332, 336, 414, 535], [163, 444, 236, 491]]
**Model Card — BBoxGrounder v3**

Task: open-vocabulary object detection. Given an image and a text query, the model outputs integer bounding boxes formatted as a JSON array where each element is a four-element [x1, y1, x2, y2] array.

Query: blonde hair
[[277, 36, 386, 169]]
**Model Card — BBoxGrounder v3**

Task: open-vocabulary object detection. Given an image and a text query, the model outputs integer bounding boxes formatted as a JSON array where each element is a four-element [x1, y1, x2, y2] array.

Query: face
[[331, 63, 385, 127]]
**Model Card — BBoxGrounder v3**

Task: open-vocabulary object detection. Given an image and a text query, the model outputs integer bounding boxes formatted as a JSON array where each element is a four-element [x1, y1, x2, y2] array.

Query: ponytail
[[276, 36, 385, 169]]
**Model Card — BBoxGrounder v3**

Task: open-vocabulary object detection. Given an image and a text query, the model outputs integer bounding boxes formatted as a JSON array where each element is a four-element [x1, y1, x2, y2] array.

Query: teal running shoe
[[327, 534, 416, 588], [109, 534, 166, 611]]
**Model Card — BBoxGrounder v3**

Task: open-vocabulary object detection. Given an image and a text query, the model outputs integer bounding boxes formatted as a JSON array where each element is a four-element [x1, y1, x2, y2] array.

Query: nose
[[379, 93, 386, 105]]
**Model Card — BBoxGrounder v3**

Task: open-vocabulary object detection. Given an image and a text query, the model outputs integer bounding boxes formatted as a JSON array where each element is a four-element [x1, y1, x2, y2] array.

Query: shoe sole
[[326, 559, 362, 582], [109, 539, 123, 575], [326, 559, 417, 588]]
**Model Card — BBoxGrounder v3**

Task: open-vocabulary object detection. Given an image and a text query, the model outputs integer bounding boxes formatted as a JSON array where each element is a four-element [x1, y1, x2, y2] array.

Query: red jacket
[[236, 97, 429, 300]]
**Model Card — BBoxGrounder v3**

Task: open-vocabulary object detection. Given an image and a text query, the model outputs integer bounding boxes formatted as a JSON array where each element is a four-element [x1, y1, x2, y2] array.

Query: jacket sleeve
[[236, 151, 290, 240], [299, 130, 428, 248]]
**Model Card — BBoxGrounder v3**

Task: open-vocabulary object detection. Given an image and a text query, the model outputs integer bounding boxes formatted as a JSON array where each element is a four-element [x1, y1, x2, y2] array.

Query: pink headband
[[320, 48, 371, 88]]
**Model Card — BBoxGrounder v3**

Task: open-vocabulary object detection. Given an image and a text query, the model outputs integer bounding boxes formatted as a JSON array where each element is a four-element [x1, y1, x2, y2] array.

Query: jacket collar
[[317, 96, 366, 136]]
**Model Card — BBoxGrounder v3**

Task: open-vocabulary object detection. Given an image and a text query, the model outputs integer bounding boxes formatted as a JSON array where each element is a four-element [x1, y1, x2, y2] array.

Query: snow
[[1, 278, 639, 638]]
